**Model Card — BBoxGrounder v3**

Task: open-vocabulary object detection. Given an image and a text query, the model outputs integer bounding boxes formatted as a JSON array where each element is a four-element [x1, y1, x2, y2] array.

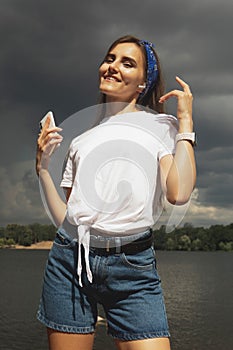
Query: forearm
[[166, 119, 196, 204], [159, 76, 196, 204], [166, 141, 196, 204], [39, 169, 67, 227]]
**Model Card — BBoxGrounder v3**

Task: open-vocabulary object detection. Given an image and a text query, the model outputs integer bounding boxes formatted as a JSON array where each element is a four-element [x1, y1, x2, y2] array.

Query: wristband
[[175, 132, 196, 146]]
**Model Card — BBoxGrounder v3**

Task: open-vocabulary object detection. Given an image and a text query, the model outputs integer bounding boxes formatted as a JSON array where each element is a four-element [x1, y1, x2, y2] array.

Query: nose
[[108, 60, 119, 73]]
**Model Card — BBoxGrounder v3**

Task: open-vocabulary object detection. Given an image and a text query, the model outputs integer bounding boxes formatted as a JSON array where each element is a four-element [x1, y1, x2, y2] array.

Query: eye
[[123, 62, 133, 68], [105, 58, 113, 63], [122, 58, 136, 68], [104, 55, 115, 63]]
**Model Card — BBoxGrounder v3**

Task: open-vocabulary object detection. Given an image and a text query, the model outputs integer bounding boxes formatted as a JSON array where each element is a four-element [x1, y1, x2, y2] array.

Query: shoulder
[[68, 127, 97, 151], [135, 110, 178, 134], [148, 112, 178, 128]]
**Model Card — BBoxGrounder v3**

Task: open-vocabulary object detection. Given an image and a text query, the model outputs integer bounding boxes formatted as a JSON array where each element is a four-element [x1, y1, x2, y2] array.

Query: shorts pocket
[[120, 246, 155, 270], [53, 229, 77, 249]]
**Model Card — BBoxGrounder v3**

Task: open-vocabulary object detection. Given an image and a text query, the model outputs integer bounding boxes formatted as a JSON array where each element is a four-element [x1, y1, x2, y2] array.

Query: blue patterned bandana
[[139, 40, 158, 98]]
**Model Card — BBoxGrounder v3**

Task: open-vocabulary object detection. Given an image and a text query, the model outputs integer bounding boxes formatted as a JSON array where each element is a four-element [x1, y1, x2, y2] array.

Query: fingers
[[36, 115, 62, 173], [159, 90, 181, 103], [37, 120, 63, 155], [39, 115, 51, 137], [40, 125, 62, 138], [175, 76, 191, 93], [38, 125, 62, 142], [38, 135, 63, 158], [38, 131, 63, 151], [159, 76, 192, 104]]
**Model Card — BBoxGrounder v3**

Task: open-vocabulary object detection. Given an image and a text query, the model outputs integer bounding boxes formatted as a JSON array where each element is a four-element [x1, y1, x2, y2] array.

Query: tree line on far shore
[[0, 222, 233, 251], [0, 223, 56, 248], [152, 222, 233, 252]]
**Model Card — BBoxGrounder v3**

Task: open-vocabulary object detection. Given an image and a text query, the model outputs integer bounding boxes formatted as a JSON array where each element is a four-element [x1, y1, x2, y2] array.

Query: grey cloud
[[196, 147, 233, 207], [194, 95, 233, 150], [0, 162, 47, 226]]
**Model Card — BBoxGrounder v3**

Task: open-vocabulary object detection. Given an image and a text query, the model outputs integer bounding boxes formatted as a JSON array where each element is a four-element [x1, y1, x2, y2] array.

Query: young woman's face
[[99, 43, 146, 103]]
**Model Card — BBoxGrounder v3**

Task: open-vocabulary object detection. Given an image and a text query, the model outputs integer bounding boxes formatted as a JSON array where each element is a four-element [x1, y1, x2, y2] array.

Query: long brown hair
[[99, 35, 165, 113]]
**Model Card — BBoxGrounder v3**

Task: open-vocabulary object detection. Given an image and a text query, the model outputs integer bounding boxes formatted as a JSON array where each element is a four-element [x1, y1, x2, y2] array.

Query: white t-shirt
[[60, 110, 178, 285]]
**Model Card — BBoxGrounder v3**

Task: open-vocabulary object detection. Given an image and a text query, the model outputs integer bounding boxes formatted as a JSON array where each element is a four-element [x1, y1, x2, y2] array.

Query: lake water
[[0, 249, 232, 350]]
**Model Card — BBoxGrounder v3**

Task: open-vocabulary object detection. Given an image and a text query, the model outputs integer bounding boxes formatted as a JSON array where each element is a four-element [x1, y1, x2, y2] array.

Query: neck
[[104, 97, 139, 116]]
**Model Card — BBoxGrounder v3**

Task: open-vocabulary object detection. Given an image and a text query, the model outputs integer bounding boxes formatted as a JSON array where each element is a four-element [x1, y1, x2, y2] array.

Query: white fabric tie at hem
[[77, 224, 93, 287]]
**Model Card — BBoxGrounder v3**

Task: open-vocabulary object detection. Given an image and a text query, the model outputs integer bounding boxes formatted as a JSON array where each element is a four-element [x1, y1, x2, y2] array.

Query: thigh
[[47, 328, 95, 350], [37, 228, 97, 333], [115, 337, 171, 350], [102, 247, 170, 341]]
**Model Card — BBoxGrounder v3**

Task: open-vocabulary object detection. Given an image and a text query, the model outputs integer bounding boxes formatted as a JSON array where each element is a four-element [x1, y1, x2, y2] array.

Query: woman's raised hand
[[159, 76, 193, 129], [36, 115, 63, 176]]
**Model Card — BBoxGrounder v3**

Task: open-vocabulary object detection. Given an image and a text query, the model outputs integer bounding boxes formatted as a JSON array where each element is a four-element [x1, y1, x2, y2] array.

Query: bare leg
[[115, 337, 171, 350], [47, 328, 95, 350]]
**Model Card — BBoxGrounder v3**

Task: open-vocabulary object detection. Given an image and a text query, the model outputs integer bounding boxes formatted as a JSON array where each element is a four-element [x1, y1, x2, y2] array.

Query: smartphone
[[39, 111, 56, 130]]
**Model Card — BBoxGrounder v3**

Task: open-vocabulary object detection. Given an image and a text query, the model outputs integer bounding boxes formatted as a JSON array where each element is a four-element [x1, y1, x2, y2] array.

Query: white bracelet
[[175, 132, 196, 146]]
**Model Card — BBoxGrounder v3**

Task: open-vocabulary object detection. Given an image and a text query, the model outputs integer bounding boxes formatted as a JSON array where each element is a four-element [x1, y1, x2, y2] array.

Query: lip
[[104, 75, 121, 82]]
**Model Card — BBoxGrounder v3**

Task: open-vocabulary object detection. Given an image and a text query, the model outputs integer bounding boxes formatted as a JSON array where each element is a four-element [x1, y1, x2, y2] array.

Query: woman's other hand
[[159, 76, 193, 132], [36, 115, 63, 176]]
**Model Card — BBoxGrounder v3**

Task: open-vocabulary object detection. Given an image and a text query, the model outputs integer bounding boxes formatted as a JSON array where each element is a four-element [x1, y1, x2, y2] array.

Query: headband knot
[[139, 40, 158, 98]]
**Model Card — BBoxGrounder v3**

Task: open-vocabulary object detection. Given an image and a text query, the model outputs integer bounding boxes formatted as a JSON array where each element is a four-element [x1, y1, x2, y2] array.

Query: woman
[[36, 35, 196, 350]]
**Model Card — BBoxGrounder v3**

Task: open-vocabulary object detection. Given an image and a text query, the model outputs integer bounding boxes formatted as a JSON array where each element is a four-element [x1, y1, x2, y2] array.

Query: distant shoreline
[[14, 241, 53, 250]]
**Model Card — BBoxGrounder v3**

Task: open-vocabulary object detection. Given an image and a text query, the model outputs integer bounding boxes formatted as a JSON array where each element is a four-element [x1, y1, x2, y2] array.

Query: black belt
[[90, 233, 153, 255]]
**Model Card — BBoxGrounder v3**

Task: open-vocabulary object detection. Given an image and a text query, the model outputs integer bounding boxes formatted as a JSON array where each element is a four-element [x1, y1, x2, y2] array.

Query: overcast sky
[[0, 0, 232, 228]]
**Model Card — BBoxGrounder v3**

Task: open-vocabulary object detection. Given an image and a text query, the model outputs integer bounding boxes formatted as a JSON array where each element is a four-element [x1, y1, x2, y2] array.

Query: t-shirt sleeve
[[60, 143, 76, 188], [158, 115, 178, 160]]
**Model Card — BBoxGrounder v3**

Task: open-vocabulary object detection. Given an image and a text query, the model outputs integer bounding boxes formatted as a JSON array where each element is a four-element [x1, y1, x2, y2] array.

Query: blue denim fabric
[[37, 228, 170, 340]]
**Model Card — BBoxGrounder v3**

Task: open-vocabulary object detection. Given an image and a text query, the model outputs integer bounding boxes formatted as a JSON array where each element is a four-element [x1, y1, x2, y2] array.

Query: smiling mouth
[[104, 75, 121, 82]]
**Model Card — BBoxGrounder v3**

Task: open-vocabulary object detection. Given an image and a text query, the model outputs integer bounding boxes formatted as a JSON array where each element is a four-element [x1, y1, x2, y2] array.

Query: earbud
[[138, 84, 146, 89]]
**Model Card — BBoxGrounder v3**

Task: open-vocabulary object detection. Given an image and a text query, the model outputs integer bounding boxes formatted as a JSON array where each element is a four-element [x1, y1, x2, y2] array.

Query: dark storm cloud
[[193, 94, 233, 152], [0, 0, 232, 226], [0, 161, 45, 226], [197, 147, 233, 207], [0, 1, 100, 108]]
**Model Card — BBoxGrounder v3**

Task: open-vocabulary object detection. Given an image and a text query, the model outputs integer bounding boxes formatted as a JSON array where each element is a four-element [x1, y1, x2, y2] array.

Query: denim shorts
[[37, 227, 170, 341]]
